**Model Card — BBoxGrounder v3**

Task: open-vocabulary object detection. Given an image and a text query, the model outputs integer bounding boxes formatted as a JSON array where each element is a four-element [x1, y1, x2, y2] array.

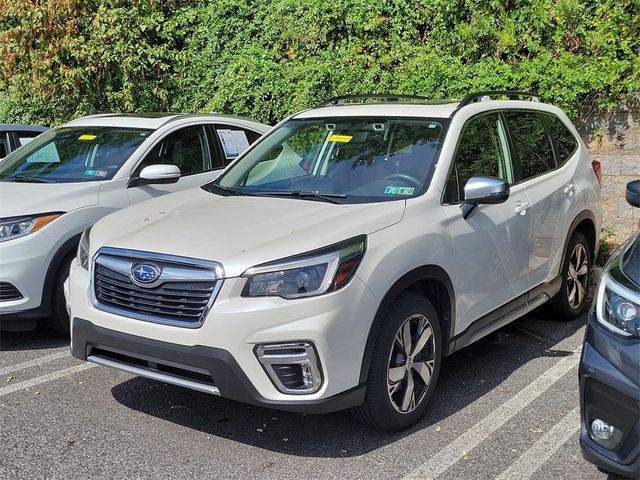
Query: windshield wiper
[[204, 184, 249, 196], [256, 191, 347, 204], [7, 175, 54, 183]]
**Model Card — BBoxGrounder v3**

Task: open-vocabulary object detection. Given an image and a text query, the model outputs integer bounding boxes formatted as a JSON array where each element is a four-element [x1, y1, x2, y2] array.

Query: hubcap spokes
[[387, 314, 436, 414], [567, 243, 589, 309]]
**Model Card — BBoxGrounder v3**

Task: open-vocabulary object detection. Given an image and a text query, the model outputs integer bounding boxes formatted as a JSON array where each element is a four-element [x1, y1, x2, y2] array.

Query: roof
[[63, 113, 267, 130], [0, 124, 49, 132], [292, 103, 460, 119]]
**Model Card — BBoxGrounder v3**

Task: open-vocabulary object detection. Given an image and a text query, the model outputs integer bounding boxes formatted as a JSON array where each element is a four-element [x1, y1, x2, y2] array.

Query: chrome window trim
[[91, 247, 224, 328]]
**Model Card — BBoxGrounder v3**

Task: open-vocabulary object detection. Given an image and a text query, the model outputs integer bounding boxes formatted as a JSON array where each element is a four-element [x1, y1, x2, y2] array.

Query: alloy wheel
[[567, 243, 589, 309], [387, 313, 436, 414]]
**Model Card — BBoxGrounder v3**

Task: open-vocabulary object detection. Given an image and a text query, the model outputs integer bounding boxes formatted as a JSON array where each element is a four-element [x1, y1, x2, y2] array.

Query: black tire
[[548, 231, 592, 321], [351, 292, 442, 431], [46, 253, 74, 336]]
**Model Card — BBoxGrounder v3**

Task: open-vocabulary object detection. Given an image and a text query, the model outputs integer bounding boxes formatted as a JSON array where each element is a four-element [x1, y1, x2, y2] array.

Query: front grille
[[0, 282, 23, 301], [92, 249, 223, 327]]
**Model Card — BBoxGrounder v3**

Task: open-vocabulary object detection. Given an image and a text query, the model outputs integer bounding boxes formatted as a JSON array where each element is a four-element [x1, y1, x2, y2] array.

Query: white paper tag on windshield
[[27, 143, 60, 163], [217, 129, 250, 159]]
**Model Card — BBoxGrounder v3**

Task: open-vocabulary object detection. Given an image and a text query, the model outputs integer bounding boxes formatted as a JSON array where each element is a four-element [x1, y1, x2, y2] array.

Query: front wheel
[[46, 253, 74, 336], [352, 292, 442, 431], [548, 231, 592, 321]]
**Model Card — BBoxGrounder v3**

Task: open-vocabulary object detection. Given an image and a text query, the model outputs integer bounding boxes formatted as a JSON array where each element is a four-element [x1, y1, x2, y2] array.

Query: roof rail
[[457, 91, 542, 109], [317, 94, 446, 107]]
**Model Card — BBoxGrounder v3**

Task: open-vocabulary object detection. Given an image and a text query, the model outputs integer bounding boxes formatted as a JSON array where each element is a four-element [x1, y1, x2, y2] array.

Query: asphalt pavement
[[0, 311, 621, 480]]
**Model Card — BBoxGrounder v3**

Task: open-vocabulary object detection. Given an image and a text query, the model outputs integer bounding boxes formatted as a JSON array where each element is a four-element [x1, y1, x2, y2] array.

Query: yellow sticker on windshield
[[78, 134, 97, 141], [329, 134, 353, 143]]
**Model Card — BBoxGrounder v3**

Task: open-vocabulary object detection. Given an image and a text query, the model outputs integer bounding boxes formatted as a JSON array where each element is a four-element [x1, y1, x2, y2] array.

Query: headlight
[[77, 227, 92, 270], [595, 267, 640, 338], [242, 235, 366, 299], [0, 213, 62, 242]]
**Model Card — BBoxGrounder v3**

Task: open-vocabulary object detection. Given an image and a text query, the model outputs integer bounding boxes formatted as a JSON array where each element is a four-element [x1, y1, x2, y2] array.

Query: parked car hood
[[621, 232, 640, 287], [91, 187, 406, 277], [0, 182, 100, 217]]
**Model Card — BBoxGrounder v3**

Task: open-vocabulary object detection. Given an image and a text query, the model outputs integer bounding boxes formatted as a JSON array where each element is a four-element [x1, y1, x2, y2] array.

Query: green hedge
[[1, 0, 638, 126]]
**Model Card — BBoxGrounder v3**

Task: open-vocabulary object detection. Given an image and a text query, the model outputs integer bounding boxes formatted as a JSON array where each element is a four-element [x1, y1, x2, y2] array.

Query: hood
[[0, 182, 100, 217], [621, 232, 640, 287], [91, 187, 405, 277]]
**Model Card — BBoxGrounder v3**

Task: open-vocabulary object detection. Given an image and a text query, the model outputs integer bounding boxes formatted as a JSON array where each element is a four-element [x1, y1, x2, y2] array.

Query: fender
[[358, 265, 456, 385], [561, 210, 597, 267]]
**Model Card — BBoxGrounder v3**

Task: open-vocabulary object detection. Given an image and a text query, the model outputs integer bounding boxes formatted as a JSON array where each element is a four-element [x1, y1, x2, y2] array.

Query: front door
[[442, 112, 533, 331]]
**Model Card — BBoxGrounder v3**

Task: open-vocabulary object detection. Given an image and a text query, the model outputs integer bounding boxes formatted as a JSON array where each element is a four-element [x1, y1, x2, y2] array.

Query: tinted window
[[137, 125, 211, 176], [17, 132, 42, 147], [0, 133, 9, 158], [504, 111, 555, 181], [444, 114, 511, 204], [0, 127, 151, 182], [542, 113, 578, 164]]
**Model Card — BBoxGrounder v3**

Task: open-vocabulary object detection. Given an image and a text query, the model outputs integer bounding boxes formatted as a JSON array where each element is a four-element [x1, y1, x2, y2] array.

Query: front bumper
[[0, 232, 56, 326], [579, 310, 640, 478], [68, 257, 378, 408]]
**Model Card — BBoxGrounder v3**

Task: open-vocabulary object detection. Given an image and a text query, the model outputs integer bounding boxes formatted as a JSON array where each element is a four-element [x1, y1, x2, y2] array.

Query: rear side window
[[504, 111, 555, 181], [542, 113, 578, 165]]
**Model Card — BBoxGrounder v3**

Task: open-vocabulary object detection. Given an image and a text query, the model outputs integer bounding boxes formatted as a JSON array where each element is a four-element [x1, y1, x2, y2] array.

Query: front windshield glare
[[0, 127, 152, 183], [217, 117, 447, 202]]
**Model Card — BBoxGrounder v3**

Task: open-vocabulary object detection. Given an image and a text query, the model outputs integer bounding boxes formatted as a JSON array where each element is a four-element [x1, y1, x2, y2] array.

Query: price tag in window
[[217, 129, 250, 160]]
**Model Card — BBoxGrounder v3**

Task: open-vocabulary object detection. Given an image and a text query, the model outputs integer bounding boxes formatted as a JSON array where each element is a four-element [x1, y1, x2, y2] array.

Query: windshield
[[213, 117, 448, 203], [0, 126, 152, 183]]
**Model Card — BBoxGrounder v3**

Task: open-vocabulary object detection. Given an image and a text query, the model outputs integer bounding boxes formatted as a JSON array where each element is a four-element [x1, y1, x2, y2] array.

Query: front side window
[[504, 111, 555, 181], [135, 125, 212, 177], [18, 132, 43, 147], [0, 133, 9, 158], [443, 113, 512, 204], [542, 113, 578, 165], [0, 127, 152, 183], [214, 117, 448, 203]]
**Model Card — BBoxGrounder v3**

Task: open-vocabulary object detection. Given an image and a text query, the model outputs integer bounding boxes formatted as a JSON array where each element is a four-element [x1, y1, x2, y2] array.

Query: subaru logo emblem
[[131, 263, 162, 286]]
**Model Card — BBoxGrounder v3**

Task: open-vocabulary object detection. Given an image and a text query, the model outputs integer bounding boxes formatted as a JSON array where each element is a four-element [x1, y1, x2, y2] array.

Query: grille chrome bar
[[91, 247, 224, 328]]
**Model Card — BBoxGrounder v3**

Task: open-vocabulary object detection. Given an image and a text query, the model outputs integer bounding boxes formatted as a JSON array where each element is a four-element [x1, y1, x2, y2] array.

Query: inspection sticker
[[328, 134, 353, 143], [78, 134, 97, 141], [384, 186, 415, 195]]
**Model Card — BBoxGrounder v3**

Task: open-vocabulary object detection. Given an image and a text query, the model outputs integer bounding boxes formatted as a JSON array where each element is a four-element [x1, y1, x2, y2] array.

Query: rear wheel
[[352, 292, 442, 431], [46, 253, 74, 336], [548, 231, 592, 321]]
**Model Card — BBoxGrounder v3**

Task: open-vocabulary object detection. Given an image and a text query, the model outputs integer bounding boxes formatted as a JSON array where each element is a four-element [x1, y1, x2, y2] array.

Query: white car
[[0, 113, 269, 334], [68, 93, 602, 431]]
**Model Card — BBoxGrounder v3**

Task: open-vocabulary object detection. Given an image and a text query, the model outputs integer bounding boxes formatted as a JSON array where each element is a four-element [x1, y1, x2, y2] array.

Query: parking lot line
[[0, 363, 96, 397], [494, 406, 580, 480], [402, 346, 582, 480], [0, 350, 70, 376]]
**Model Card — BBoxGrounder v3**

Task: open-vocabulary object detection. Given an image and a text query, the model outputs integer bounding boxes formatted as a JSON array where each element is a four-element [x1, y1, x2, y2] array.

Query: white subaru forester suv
[[68, 93, 602, 431]]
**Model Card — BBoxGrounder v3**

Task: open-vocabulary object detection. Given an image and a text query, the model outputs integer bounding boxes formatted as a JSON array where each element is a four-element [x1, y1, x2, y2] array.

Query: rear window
[[542, 113, 578, 165]]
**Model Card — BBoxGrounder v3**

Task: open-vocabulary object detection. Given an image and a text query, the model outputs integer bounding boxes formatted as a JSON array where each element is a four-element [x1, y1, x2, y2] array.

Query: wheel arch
[[564, 210, 597, 264], [358, 265, 456, 385], [41, 233, 82, 313]]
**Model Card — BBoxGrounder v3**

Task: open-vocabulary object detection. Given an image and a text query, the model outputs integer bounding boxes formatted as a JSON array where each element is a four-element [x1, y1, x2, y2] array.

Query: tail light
[[592, 160, 602, 185]]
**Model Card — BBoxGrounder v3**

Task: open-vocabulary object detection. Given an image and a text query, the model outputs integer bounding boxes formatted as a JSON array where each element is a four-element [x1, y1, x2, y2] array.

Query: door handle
[[563, 184, 575, 196], [515, 201, 530, 215]]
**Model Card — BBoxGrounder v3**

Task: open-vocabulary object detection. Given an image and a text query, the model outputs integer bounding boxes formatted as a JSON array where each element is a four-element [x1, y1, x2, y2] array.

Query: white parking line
[[0, 350, 70, 376], [0, 363, 96, 397], [495, 406, 580, 480], [403, 346, 582, 480]]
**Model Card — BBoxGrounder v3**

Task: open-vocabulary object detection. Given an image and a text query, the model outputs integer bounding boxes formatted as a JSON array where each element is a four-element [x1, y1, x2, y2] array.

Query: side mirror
[[627, 180, 640, 208], [461, 176, 510, 219], [132, 164, 181, 187]]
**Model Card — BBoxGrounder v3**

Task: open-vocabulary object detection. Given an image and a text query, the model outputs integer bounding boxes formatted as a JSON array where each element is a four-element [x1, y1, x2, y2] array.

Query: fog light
[[590, 418, 624, 450], [591, 419, 615, 440], [255, 342, 323, 395]]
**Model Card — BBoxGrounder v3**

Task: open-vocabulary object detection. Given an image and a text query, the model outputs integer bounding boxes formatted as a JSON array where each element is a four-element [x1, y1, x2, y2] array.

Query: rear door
[[443, 112, 533, 329], [503, 111, 577, 287]]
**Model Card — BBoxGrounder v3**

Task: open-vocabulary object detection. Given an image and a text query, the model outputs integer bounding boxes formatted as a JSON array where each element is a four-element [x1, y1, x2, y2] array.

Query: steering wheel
[[383, 173, 422, 189]]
